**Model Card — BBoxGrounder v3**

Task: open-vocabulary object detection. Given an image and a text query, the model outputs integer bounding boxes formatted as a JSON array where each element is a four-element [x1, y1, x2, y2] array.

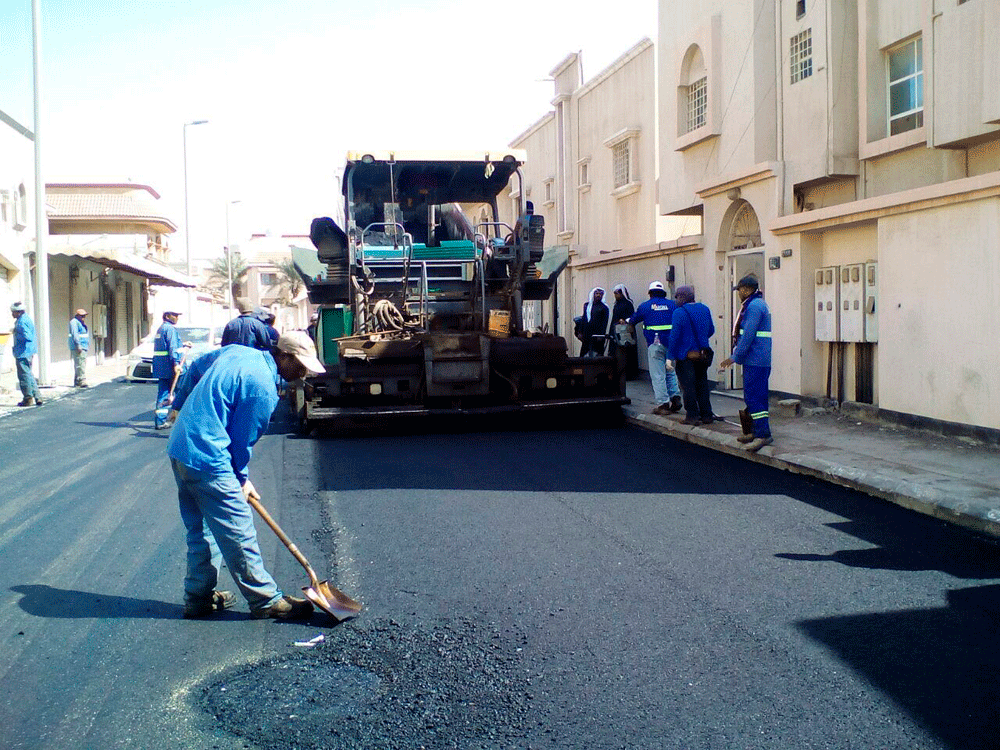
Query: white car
[[125, 326, 221, 382]]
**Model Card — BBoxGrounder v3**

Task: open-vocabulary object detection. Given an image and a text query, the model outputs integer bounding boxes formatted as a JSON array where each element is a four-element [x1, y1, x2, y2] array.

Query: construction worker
[[221, 298, 272, 350], [670, 285, 716, 425], [10, 302, 42, 406], [721, 275, 772, 452], [68, 309, 89, 387], [167, 331, 325, 619], [629, 281, 682, 415], [151, 310, 184, 429]]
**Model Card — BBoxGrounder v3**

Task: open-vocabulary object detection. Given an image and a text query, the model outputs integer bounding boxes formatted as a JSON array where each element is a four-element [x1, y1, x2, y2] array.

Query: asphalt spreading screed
[[201, 617, 531, 749]]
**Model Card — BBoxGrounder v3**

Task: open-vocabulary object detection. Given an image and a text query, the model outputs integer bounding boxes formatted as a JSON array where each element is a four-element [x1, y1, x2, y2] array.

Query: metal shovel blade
[[303, 580, 363, 621]]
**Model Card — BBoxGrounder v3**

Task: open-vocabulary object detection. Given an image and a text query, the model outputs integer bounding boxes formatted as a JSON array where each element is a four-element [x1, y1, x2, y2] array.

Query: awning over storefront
[[48, 247, 196, 288]]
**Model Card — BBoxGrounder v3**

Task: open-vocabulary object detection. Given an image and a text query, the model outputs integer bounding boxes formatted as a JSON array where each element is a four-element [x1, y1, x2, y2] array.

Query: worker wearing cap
[[628, 281, 682, 415], [721, 275, 772, 452], [68, 309, 89, 387], [10, 302, 42, 407], [152, 310, 184, 429], [221, 298, 272, 350], [166, 331, 325, 620]]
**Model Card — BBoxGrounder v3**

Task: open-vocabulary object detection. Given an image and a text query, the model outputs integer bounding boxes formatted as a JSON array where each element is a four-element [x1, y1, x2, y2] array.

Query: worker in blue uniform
[[629, 281, 682, 415], [167, 331, 325, 619], [10, 302, 42, 406], [151, 310, 184, 429], [669, 285, 716, 425], [221, 298, 272, 350], [721, 275, 772, 453]]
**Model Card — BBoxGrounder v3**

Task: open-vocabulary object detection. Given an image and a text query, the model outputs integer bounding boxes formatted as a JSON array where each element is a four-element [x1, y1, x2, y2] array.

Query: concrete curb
[[624, 404, 1000, 541]]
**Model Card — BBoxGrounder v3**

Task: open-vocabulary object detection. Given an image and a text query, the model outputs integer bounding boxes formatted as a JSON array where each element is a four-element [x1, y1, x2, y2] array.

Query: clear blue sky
[[1, 0, 656, 260]]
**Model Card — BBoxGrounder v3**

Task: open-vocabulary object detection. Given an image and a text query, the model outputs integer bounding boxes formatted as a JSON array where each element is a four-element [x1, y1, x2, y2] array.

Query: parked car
[[125, 326, 220, 382]]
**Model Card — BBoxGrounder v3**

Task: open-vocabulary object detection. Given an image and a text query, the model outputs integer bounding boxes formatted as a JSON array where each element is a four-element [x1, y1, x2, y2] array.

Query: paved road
[[2, 383, 998, 749]]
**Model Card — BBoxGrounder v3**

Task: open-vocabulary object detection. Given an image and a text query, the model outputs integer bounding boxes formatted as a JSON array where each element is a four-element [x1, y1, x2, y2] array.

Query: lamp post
[[31, 0, 52, 384], [225, 199, 242, 314], [182, 119, 208, 318]]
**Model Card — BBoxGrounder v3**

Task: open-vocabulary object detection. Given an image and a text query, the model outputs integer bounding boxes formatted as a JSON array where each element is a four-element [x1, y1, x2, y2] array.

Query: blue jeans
[[15, 356, 40, 400], [647, 340, 680, 405], [170, 459, 282, 611]]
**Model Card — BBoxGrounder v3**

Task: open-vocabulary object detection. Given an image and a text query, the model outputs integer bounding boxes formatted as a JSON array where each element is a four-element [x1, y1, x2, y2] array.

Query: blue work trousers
[[170, 459, 282, 612], [647, 340, 680, 406], [676, 357, 714, 421], [743, 364, 771, 438], [15, 356, 40, 400], [155, 378, 173, 427]]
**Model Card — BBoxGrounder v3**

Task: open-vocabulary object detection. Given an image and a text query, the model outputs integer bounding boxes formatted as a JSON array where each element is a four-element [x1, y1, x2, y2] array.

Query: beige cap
[[75, 308, 88, 316], [276, 330, 325, 374]]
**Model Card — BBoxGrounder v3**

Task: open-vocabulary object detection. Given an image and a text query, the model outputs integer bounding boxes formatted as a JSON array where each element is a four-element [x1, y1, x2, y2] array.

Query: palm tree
[[275, 257, 304, 305], [206, 254, 249, 302]]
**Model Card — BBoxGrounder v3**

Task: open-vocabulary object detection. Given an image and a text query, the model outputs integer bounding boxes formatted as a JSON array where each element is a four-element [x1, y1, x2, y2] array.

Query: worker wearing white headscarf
[[609, 284, 638, 378], [578, 287, 610, 357]]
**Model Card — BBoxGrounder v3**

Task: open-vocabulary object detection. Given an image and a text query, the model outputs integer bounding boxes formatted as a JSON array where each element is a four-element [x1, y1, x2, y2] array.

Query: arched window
[[679, 45, 708, 135], [730, 201, 762, 250]]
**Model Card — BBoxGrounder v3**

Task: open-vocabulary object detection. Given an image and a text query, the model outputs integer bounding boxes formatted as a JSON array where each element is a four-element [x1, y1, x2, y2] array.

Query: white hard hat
[[648, 281, 665, 291]]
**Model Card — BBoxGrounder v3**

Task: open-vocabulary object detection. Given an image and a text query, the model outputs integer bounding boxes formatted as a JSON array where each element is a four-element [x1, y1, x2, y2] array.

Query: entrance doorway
[[721, 200, 764, 390]]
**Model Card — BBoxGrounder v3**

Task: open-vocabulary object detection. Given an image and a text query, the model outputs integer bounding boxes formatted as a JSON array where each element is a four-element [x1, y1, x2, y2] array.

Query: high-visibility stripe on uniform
[[153, 350, 169, 356], [646, 324, 672, 330], [751, 410, 769, 420], [738, 329, 771, 337]]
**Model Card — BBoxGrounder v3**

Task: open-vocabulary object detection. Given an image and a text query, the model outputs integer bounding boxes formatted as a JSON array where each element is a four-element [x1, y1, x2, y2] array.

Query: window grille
[[612, 141, 630, 188], [887, 37, 923, 135], [686, 77, 707, 133], [790, 29, 813, 84]]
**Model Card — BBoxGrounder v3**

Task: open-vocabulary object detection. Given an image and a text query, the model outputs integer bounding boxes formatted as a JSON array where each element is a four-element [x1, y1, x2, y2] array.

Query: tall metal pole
[[225, 199, 241, 314], [182, 119, 207, 318], [31, 0, 51, 384]]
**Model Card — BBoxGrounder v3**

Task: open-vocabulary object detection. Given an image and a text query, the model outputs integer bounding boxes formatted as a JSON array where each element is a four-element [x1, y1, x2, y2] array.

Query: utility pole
[[32, 0, 51, 384], [182, 119, 208, 318]]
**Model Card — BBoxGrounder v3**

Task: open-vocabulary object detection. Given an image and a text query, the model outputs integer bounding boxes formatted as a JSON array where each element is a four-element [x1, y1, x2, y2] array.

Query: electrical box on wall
[[864, 261, 878, 342], [839, 263, 865, 342], [814, 266, 839, 342]]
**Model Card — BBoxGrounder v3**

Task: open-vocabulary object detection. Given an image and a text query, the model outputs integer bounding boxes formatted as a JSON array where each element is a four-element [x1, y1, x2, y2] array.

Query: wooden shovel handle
[[246, 494, 320, 587]]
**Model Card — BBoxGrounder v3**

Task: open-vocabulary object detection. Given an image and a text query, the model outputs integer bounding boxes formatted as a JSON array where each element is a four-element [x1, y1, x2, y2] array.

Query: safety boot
[[252, 595, 313, 620], [16, 397, 35, 407]]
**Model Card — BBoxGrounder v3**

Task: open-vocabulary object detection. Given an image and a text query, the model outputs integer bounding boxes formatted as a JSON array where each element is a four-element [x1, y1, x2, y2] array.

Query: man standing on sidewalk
[[669, 285, 716, 425], [152, 311, 184, 429], [68, 309, 90, 387], [629, 281, 682, 415], [10, 302, 42, 407], [720, 275, 772, 452]]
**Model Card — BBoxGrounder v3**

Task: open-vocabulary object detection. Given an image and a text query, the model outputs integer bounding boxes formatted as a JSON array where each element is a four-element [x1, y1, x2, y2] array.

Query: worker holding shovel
[[166, 331, 326, 620], [152, 311, 185, 430]]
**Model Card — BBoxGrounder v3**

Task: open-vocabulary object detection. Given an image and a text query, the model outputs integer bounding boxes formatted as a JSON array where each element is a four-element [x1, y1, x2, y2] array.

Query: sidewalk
[[0, 357, 129, 415], [624, 375, 1000, 540]]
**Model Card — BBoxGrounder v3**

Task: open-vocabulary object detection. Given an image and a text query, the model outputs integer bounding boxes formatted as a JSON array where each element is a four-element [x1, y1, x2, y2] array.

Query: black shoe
[[34, 399, 43, 406], [681, 416, 700, 425], [669, 395, 683, 412], [701, 416, 715, 425], [183, 590, 237, 619]]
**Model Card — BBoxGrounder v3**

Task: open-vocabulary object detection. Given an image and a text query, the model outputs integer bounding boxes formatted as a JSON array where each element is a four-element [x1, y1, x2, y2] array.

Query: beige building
[[659, 0, 1000, 430], [237, 233, 312, 333], [503, 40, 698, 361]]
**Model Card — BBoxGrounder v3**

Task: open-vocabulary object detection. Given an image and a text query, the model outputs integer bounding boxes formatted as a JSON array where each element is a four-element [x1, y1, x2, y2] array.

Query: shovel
[[246, 494, 362, 621]]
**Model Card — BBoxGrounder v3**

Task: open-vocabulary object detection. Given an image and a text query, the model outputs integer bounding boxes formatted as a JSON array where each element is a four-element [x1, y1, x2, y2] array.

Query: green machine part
[[319, 305, 354, 365]]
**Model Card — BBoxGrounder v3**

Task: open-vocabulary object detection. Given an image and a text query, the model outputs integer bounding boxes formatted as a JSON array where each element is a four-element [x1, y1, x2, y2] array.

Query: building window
[[687, 76, 708, 133], [790, 29, 813, 83], [577, 159, 590, 192], [612, 141, 630, 189], [260, 272, 278, 286], [887, 37, 923, 135], [796, 0, 806, 18]]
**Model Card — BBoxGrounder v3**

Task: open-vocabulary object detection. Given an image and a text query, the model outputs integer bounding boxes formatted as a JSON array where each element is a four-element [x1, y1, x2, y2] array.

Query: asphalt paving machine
[[294, 149, 627, 428]]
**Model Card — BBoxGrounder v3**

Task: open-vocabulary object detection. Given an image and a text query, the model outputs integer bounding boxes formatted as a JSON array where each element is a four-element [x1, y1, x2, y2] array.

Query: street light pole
[[182, 119, 208, 318], [31, 0, 51, 385], [225, 199, 242, 314]]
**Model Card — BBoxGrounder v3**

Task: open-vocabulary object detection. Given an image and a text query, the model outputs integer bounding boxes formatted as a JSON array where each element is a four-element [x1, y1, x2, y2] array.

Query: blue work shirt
[[731, 293, 772, 367], [167, 346, 280, 485], [220, 314, 272, 350], [668, 301, 715, 361], [151, 320, 183, 379], [12, 314, 37, 358], [629, 297, 677, 347], [69, 317, 89, 352]]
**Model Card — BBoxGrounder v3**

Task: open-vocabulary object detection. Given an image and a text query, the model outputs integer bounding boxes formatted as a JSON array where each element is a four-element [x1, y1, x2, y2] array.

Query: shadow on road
[[11, 583, 187, 620], [797, 583, 1000, 750]]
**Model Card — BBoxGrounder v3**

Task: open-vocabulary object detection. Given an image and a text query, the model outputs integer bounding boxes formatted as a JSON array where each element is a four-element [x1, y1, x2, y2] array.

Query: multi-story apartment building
[[661, 0, 1000, 430], [502, 40, 697, 364]]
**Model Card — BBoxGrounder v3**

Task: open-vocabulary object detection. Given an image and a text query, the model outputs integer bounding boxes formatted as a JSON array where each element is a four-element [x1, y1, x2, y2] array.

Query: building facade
[[659, 0, 1000, 429]]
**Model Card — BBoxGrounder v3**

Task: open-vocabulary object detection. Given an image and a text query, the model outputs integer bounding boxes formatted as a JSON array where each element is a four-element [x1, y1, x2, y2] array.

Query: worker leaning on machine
[[151, 310, 185, 430]]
